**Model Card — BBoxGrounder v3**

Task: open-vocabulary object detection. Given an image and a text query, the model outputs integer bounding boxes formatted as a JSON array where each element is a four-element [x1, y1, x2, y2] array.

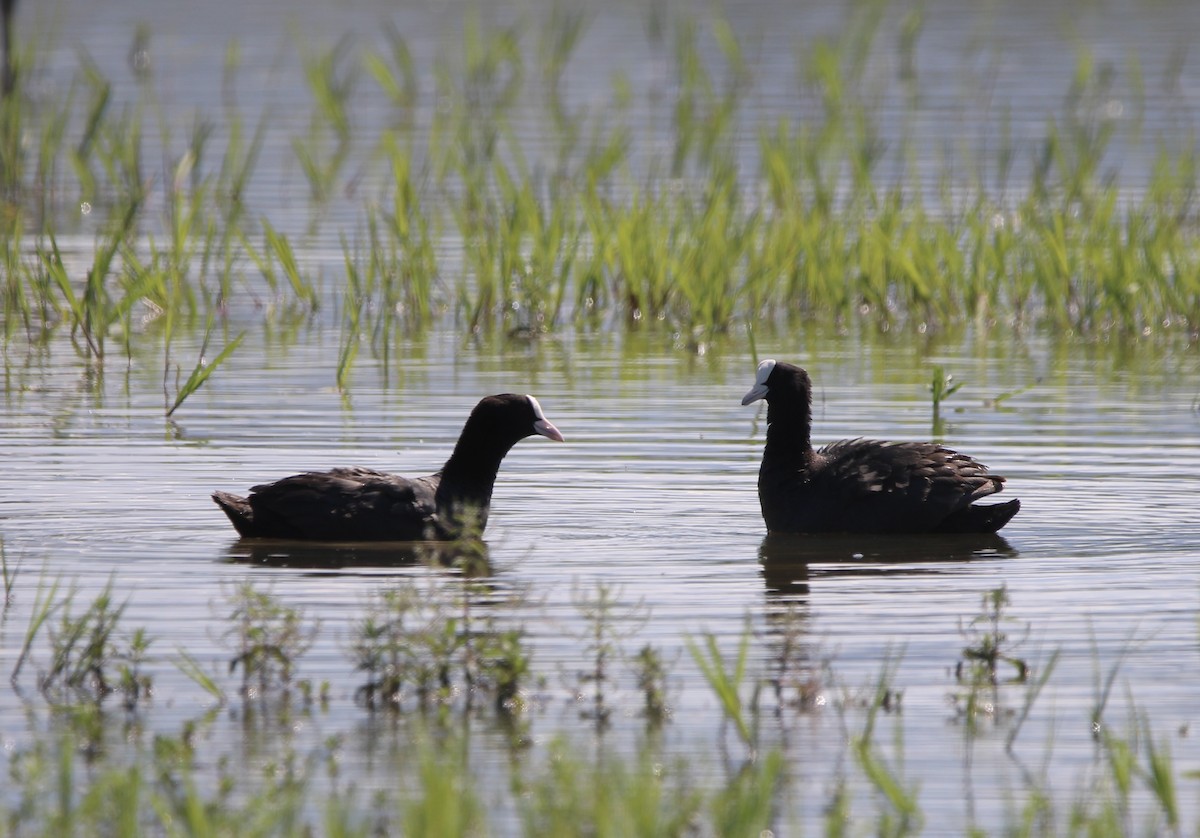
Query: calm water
[[5, 0, 1200, 832]]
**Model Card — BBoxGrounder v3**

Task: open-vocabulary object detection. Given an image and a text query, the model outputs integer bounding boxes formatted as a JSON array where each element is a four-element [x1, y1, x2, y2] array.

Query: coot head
[[466, 393, 565, 445], [527, 394, 565, 441], [741, 359, 810, 406]]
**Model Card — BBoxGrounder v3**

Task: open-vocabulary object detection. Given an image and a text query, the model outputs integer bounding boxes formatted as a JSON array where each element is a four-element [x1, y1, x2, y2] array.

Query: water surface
[[4, 324, 1200, 831]]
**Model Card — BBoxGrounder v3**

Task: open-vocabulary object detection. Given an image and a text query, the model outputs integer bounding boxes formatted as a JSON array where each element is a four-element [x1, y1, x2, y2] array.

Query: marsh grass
[[10, 571, 65, 687], [164, 315, 245, 417], [41, 198, 143, 361], [928, 364, 963, 434], [0, 535, 17, 609], [221, 581, 318, 699], [336, 240, 364, 392], [293, 35, 357, 207], [12, 576, 156, 708], [173, 647, 226, 705], [688, 621, 759, 751], [349, 573, 533, 715], [247, 218, 319, 309], [1, 8, 1198, 396], [3, 9, 1200, 831], [1, 572, 1198, 834], [570, 581, 650, 728]]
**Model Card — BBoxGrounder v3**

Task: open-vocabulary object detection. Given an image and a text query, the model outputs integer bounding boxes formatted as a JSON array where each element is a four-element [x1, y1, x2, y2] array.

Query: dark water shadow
[[222, 538, 493, 576], [758, 533, 1017, 596]]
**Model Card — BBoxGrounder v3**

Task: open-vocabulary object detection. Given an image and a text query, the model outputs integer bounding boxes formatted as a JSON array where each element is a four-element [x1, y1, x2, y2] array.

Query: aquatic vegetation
[[10, 571, 65, 687], [0, 565, 1195, 834], [0, 535, 16, 609], [0, 4, 1197, 396], [40, 201, 143, 361], [765, 603, 827, 714], [570, 581, 650, 728], [402, 734, 487, 838], [13, 577, 154, 707], [164, 316, 245, 417], [952, 586, 1028, 736], [849, 660, 922, 835], [173, 647, 227, 706], [221, 581, 318, 698], [350, 575, 533, 714], [517, 737, 705, 838], [293, 36, 357, 207], [928, 365, 963, 434], [688, 623, 758, 751], [632, 643, 671, 722], [956, 586, 1030, 686], [3, 5, 1200, 834]]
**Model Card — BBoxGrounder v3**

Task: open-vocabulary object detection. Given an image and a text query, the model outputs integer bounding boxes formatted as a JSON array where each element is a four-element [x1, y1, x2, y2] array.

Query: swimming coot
[[213, 394, 564, 541], [742, 360, 1019, 534]]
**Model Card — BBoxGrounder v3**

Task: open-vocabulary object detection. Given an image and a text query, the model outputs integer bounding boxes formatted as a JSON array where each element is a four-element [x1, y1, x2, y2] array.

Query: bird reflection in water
[[758, 532, 1017, 595], [756, 533, 1016, 721], [223, 538, 493, 577]]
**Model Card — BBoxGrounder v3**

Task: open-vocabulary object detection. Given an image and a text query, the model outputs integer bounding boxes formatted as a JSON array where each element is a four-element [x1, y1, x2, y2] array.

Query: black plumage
[[213, 394, 563, 541], [742, 360, 1019, 534]]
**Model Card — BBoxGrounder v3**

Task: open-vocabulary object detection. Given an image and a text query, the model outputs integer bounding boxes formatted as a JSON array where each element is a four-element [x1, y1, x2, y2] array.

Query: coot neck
[[764, 391, 814, 471], [437, 435, 512, 505], [435, 410, 525, 524], [433, 438, 510, 538]]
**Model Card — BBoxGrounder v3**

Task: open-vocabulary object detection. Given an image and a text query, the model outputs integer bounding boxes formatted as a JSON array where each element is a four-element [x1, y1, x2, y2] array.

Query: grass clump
[[688, 622, 758, 752], [221, 581, 318, 699], [1, 568, 1199, 834], [349, 574, 533, 716], [7, 575, 152, 710], [40, 579, 131, 702], [956, 586, 1030, 686], [517, 737, 704, 838], [951, 586, 1031, 736], [570, 581, 651, 728]]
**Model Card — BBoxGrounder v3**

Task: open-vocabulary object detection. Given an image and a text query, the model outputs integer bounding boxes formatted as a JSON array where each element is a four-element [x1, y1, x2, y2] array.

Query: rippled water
[[6, 0, 1200, 831], [4, 323, 1200, 830]]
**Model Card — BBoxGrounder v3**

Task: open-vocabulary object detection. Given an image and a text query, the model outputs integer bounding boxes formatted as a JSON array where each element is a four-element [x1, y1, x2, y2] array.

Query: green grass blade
[[11, 572, 69, 686], [174, 648, 227, 703], [167, 323, 245, 417]]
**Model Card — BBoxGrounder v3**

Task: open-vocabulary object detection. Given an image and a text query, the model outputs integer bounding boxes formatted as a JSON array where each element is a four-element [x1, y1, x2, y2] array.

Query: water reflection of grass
[[3, 5, 1200, 396], [2, 571, 1194, 834]]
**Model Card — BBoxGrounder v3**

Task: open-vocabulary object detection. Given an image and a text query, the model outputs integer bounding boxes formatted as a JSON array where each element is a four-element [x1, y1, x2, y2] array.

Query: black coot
[[213, 394, 564, 541], [742, 360, 1019, 534]]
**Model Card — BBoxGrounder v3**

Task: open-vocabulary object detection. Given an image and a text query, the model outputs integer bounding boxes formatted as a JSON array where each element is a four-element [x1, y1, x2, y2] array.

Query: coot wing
[[248, 468, 439, 540], [815, 439, 1003, 528]]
